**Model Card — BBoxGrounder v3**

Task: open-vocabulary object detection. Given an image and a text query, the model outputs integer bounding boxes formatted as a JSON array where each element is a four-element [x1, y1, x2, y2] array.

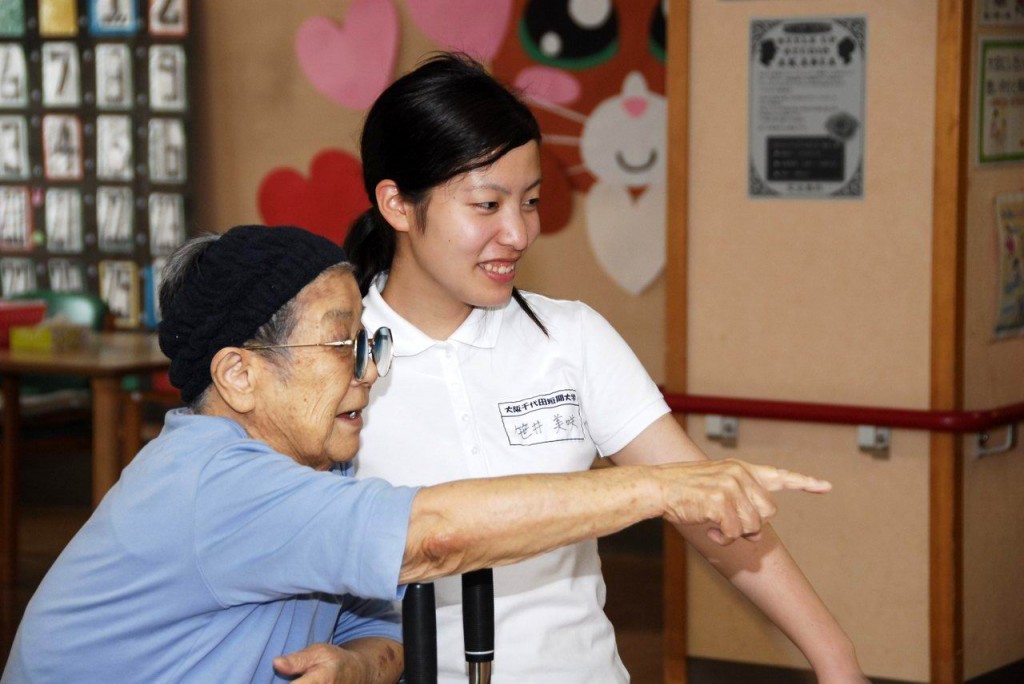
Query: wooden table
[[0, 332, 170, 585]]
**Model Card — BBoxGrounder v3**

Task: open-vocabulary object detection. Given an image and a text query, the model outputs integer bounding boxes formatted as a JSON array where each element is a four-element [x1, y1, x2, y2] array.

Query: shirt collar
[[363, 273, 505, 356]]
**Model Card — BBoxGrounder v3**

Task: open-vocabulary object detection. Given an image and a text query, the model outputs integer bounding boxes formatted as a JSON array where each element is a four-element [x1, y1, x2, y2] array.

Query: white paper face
[[148, 192, 184, 255], [0, 116, 29, 180], [1, 257, 36, 296], [148, 0, 187, 36], [45, 188, 84, 253], [97, 186, 134, 252], [0, 187, 30, 251], [0, 44, 28, 107], [97, 114, 134, 181], [43, 114, 83, 179], [149, 44, 186, 111], [42, 42, 81, 107], [99, 259, 138, 324], [148, 118, 186, 183], [48, 258, 85, 292], [95, 43, 133, 109]]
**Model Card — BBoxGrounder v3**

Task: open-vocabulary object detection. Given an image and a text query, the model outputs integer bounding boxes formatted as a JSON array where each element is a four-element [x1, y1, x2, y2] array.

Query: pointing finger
[[750, 465, 832, 493]]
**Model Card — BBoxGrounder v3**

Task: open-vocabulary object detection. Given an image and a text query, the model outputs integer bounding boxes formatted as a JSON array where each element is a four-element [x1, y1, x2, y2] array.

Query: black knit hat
[[158, 225, 347, 403]]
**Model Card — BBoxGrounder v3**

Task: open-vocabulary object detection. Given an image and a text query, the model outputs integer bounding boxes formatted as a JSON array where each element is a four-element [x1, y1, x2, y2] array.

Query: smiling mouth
[[615, 149, 658, 173], [481, 262, 516, 275]]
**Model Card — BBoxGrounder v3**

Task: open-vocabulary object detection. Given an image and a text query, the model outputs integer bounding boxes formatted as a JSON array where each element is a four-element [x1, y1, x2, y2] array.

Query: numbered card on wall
[[94, 43, 133, 109], [99, 258, 139, 326], [148, 117, 185, 183], [0, 256, 36, 295], [45, 187, 83, 253], [148, 0, 187, 36], [43, 113, 83, 179], [148, 192, 183, 255], [149, 44, 186, 111], [143, 256, 165, 327], [6, 0, 191, 329], [48, 258, 85, 291], [0, 185, 30, 250], [0, 115, 28, 179], [96, 186, 134, 252], [39, 0, 79, 38], [0, 0, 26, 37], [0, 43, 27, 107], [89, 0, 140, 36], [42, 42, 82, 107], [97, 114, 133, 180]]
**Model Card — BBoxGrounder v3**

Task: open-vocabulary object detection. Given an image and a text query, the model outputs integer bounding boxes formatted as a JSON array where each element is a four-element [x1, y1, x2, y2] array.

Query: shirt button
[[462, 414, 470, 422], [471, 446, 480, 454]]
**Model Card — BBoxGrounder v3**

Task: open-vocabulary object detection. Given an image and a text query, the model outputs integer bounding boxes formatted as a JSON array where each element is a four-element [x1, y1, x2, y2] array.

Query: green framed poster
[[978, 38, 1024, 164]]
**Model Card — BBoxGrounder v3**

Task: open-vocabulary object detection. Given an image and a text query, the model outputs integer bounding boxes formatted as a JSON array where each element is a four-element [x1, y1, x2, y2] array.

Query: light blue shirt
[[3, 409, 417, 683]]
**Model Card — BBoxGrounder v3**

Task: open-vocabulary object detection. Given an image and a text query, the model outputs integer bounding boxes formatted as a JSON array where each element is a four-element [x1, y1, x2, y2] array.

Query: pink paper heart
[[406, 0, 512, 61], [295, 0, 398, 109]]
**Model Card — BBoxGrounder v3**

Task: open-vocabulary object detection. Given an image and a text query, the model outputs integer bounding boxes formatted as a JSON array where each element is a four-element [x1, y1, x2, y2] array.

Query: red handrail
[[661, 392, 1024, 433]]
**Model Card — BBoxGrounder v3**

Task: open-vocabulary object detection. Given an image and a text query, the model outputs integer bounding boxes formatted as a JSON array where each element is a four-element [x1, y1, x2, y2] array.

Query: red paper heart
[[257, 149, 369, 244]]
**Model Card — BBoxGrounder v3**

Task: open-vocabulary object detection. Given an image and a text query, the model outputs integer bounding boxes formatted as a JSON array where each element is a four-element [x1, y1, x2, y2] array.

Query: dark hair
[[344, 53, 547, 333]]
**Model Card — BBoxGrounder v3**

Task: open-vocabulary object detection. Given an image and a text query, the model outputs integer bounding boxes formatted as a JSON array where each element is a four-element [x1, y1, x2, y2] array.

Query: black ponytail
[[344, 207, 396, 296]]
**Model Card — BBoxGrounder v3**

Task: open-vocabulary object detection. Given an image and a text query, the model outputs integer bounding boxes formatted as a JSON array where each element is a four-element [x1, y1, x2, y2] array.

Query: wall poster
[[995, 192, 1024, 338], [749, 17, 866, 198], [980, 0, 1024, 27], [978, 38, 1024, 164]]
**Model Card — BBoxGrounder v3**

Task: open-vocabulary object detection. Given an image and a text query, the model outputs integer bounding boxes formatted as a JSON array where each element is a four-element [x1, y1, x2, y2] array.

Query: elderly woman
[[3, 226, 830, 684]]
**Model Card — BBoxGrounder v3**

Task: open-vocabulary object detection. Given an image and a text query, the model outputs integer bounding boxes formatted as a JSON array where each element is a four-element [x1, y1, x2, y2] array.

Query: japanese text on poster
[[979, 39, 1024, 164], [749, 17, 866, 198], [995, 192, 1024, 338], [980, 0, 1024, 27]]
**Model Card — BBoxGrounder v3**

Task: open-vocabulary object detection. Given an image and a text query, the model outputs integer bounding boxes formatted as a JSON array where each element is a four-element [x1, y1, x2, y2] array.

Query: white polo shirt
[[356, 276, 669, 684]]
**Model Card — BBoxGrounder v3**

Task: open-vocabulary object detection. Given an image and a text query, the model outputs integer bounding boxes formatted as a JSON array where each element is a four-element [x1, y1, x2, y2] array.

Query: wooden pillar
[[930, 0, 971, 681], [663, 1, 691, 682]]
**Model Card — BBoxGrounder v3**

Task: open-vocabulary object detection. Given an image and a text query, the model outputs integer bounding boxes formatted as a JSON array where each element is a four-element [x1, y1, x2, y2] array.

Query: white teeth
[[348, 411, 358, 418], [482, 263, 515, 275]]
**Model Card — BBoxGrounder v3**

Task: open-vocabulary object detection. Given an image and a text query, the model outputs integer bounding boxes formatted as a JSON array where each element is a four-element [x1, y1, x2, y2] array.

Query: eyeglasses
[[243, 327, 393, 379]]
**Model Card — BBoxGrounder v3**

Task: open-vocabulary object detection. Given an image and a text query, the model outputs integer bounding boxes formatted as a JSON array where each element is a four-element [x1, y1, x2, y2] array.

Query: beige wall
[[191, 0, 437, 233], [684, 1, 936, 679], [962, 12, 1024, 678]]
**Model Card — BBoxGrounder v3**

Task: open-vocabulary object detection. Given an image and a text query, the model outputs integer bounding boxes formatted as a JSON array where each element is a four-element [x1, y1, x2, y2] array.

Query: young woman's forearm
[[675, 522, 863, 680], [612, 415, 863, 679]]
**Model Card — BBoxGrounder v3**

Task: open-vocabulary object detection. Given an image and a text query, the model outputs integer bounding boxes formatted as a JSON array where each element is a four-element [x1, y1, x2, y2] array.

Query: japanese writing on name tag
[[499, 389, 585, 446]]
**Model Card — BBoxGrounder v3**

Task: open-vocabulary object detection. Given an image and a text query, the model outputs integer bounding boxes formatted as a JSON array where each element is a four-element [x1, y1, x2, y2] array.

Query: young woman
[[345, 54, 865, 683]]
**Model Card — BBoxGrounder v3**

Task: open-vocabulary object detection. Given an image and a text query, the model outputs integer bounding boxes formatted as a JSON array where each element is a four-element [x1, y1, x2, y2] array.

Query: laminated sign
[[749, 17, 866, 198]]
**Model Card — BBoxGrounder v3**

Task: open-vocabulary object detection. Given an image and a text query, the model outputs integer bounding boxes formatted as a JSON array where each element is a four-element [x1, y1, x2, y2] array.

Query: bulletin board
[[0, 0, 192, 329]]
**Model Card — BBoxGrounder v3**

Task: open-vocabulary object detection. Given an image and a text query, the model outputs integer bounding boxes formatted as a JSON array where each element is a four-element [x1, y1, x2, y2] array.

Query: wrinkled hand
[[273, 643, 370, 684], [655, 459, 831, 545]]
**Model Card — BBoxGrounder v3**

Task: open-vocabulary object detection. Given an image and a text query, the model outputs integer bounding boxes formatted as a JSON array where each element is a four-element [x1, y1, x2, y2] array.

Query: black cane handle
[[402, 582, 437, 684], [461, 568, 494, 664]]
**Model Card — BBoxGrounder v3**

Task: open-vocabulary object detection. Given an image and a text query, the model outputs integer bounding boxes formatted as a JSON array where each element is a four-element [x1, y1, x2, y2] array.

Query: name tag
[[498, 389, 585, 446]]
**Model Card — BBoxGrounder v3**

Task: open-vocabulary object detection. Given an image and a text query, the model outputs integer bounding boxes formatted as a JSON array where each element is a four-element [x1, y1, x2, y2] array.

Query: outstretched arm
[[399, 456, 830, 584], [610, 413, 866, 683]]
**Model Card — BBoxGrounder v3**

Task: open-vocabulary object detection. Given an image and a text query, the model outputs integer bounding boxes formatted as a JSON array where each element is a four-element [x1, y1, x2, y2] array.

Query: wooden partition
[[660, 1, 1016, 681]]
